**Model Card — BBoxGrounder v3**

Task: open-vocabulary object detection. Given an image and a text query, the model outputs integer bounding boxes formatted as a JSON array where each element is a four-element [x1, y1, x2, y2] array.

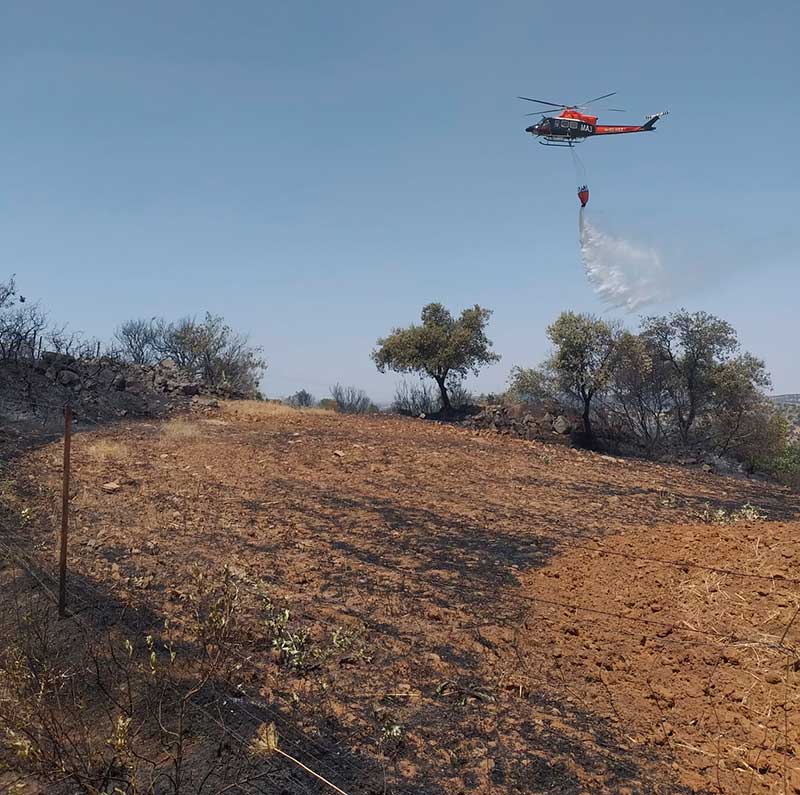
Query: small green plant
[[331, 625, 372, 663], [331, 626, 355, 650], [699, 502, 767, 524], [736, 503, 767, 522], [263, 600, 318, 671], [658, 489, 679, 508], [381, 723, 403, 740], [107, 714, 132, 754], [378, 721, 404, 757]]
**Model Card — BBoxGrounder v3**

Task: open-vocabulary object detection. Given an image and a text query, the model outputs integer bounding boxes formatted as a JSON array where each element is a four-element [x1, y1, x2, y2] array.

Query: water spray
[[578, 207, 668, 312]]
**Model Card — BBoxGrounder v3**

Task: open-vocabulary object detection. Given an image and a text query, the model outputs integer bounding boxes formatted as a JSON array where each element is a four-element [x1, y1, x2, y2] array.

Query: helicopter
[[518, 92, 668, 147]]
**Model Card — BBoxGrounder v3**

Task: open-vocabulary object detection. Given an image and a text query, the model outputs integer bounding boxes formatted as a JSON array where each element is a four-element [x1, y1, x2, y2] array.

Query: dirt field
[[5, 403, 800, 794]]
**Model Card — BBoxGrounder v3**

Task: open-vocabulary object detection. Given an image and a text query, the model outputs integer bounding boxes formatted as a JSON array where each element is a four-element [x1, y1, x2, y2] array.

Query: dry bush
[[392, 379, 439, 416], [0, 562, 273, 795], [330, 384, 375, 414]]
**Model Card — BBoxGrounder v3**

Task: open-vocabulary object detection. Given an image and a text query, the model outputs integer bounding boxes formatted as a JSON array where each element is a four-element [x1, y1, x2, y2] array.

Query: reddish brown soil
[[7, 406, 800, 794]]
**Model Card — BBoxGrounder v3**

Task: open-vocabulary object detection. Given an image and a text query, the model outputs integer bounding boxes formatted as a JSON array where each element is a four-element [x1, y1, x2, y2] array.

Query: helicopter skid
[[538, 137, 585, 147]]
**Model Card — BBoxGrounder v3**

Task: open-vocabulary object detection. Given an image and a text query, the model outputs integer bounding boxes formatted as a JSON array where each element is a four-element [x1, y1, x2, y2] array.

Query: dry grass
[[85, 439, 127, 461], [675, 550, 800, 792], [160, 418, 203, 440], [220, 400, 332, 422]]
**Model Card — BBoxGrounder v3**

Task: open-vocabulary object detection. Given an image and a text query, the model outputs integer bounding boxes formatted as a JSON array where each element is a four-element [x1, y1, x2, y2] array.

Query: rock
[[764, 671, 783, 685], [57, 369, 81, 387], [333, 450, 345, 458], [101, 481, 122, 493], [180, 383, 201, 396], [39, 351, 76, 369], [553, 415, 571, 434], [112, 373, 127, 391], [705, 454, 741, 475], [191, 395, 220, 408], [159, 358, 178, 371]]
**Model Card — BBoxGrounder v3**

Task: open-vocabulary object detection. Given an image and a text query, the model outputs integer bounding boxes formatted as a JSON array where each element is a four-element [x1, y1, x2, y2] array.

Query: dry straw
[[252, 722, 352, 795]]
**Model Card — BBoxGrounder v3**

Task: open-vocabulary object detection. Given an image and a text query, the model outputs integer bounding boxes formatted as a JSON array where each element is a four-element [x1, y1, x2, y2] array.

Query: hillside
[[772, 395, 800, 442], [772, 394, 800, 406], [2, 403, 799, 794]]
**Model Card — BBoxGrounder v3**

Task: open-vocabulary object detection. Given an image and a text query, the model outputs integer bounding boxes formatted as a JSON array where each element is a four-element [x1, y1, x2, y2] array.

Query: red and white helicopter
[[519, 91, 668, 147]]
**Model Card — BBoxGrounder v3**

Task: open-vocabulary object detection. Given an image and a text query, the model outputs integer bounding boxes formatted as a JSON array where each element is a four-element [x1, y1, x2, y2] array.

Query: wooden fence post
[[58, 404, 72, 618]]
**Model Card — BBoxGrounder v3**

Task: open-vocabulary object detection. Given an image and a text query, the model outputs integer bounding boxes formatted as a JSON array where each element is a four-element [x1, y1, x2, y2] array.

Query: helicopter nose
[[525, 125, 537, 134]]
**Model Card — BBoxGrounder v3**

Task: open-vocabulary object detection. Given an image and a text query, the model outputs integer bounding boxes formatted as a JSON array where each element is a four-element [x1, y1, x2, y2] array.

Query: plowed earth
[[6, 405, 800, 794]]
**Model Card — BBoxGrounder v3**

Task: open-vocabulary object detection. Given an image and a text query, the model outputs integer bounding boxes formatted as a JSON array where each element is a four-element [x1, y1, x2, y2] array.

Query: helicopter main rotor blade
[[578, 91, 617, 107], [517, 96, 567, 108]]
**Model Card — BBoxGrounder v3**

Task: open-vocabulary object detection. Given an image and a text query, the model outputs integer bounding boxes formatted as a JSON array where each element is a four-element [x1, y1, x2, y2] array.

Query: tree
[[545, 312, 621, 447], [641, 310, 741, 443], [506, 366, 556, 405], [606, 332, 670, 452], [372, 303, 499, 412], [707, 353, 772, 457]]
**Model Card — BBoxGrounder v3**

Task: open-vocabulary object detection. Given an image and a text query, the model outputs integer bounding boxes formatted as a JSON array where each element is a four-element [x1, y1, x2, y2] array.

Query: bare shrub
[[286, 389, 315, 408], [0, 277, 48, 363], [113, 318, 160, 365], [114, 314, 266, 397], [392, 379, 439, 415], [447, 380, 475, 411], [46, 327, 103, 359], [0, 563, 272, 795], [330, 384, 374, 414]]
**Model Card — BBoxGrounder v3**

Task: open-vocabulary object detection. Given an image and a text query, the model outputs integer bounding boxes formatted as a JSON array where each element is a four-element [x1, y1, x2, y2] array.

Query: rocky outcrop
[[1, 354, 238, 427], [463, 404, 581, 442]]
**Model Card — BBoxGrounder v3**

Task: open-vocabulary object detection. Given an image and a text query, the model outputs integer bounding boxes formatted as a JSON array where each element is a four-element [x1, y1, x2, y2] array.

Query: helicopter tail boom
[[640, 111, 669, 131]]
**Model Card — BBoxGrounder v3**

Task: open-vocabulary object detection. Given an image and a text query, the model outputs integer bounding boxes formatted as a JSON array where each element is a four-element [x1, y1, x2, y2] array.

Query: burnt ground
[[2, 401, 800, 794]]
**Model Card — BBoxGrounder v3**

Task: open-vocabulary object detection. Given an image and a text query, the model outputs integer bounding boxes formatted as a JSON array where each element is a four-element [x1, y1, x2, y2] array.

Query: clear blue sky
[[2, 1, 798, 399]]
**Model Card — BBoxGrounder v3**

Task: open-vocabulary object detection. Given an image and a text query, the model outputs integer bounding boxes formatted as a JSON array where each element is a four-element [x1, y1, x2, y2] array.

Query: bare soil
[[4, 403, 800, 794]]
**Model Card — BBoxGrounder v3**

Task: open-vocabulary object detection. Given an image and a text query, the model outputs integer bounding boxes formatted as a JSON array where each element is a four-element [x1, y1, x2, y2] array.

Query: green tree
[[545, 312, 621, 447], [371, 303, 499, 412], [707, 352, 773, 457], [641, 310, 744, 443], [506, 366, 555, 405], [607, 331, 671, 451]]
